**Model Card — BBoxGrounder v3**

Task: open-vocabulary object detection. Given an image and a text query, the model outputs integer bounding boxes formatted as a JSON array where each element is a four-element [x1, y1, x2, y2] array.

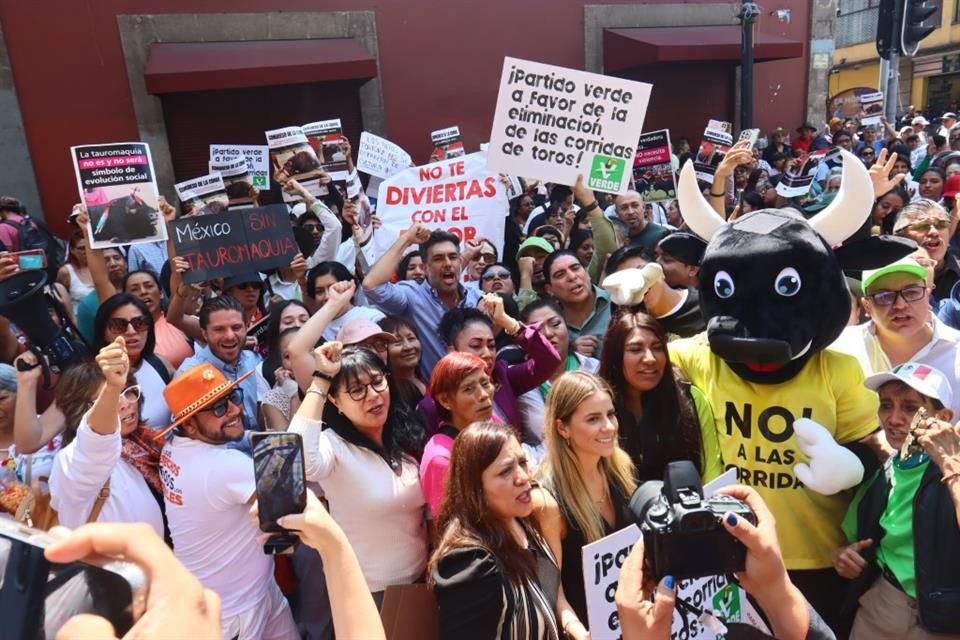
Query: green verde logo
[[712, 583, 741, 621], [587, 155, 626, 191]]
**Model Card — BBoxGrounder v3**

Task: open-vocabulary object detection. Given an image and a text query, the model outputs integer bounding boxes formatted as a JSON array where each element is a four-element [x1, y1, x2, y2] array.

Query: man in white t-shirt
[[160, 363, 297, 640]]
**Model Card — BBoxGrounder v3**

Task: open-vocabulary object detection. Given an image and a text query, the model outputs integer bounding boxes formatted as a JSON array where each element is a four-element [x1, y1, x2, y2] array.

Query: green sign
[[587, 155, 626, 192]]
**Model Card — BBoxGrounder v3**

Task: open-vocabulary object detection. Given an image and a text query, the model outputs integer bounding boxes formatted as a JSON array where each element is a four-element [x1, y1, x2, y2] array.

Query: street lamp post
[[739, 1, 760, 131]]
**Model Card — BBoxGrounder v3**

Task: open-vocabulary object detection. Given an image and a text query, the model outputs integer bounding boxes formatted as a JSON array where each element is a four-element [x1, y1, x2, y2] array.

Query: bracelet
[[312, 370, 335, 383], [504, 320, 523, 337], [580, 201, 599, 214], [306, 388, 328, 399], [709, 191, 726, 198]]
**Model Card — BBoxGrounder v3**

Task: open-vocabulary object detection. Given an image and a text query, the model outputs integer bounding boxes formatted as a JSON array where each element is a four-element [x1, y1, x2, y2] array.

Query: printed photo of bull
[[87, 185, 165, 248], [270, 141, 323, 186]]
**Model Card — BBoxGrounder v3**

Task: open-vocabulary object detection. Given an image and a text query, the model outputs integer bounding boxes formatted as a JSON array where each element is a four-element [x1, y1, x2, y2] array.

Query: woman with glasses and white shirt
[[289, 341, 428, 605], [50, 338, 166, 536]]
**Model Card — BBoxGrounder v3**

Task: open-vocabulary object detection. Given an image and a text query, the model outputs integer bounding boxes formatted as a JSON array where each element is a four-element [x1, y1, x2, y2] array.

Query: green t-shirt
[[876, 454, 929, 598]]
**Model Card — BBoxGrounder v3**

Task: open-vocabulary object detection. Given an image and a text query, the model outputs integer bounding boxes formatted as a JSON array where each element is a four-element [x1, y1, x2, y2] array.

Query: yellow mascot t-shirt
[[670, 340, 878, 570]]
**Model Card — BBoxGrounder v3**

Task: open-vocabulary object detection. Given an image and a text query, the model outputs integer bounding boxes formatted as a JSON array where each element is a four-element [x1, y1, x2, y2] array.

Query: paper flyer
[[174, 173, 229, 217], [303, 119, 350, 180], [430, 126, 466, 161], [487, 57, 652, 194], [208, 156, 257, 208], [693, 120, 734, 185], [859, 91, 884, 127], [633, 130, 676, 202], [70, 142, 167, 249], [357, 132, 413, 179], [265, 126, 326, 202], [209, 144, 269, 190], [777, 149, 830, 198]]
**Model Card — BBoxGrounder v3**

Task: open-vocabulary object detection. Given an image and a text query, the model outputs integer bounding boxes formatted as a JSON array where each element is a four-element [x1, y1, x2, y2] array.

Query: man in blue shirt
[[176, 295, 261, 432], [363, 225, 482, 379]]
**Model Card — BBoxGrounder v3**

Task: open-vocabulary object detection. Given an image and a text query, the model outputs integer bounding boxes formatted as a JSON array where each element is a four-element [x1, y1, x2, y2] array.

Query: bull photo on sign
[[271, 141, 323, 186], [85, 185, 164, 246]]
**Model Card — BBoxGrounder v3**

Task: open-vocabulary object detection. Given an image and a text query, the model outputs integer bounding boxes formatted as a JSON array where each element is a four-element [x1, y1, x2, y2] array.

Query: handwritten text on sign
[[373, 152, 507, 260], [170, 205, 298, 283]]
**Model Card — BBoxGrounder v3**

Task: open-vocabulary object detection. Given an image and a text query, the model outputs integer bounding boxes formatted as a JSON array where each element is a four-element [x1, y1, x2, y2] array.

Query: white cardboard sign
[[357, 132, 413, 179], [209, 144, 269, 190]]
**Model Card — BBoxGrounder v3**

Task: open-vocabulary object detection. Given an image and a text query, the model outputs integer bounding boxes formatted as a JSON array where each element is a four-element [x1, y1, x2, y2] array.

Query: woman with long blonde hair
[[532, 370, 637, 639]]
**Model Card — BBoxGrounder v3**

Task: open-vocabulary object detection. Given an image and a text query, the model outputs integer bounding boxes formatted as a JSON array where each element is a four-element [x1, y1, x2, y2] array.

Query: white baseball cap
[[865, 362, 953, 409]]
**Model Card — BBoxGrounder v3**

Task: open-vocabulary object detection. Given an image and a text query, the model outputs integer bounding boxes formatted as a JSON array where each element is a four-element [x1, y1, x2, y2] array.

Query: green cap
[[517, 236, 555, 258], [861, 257, 928, 293]]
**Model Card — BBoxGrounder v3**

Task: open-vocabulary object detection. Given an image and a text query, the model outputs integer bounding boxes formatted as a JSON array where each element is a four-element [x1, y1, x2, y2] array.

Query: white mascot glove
[[792, 418, 864, 495], [601, 262, 664, 306]]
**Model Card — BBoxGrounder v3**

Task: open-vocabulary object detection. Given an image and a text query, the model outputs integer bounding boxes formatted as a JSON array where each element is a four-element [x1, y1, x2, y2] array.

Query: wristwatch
[[312, 370, 335, 383]]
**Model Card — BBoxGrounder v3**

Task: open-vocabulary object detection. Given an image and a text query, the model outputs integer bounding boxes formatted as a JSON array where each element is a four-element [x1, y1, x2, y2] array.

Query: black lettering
[[758, 406, 795, 443], [726, 402, 752, 437]]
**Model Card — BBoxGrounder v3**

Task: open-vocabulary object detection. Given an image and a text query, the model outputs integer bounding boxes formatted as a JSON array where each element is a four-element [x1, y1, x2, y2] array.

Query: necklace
[[592, 480, 609, 504]]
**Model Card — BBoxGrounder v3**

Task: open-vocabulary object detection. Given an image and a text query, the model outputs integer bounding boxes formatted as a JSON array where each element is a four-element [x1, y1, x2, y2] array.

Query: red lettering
[[483, 176, 497, 197], [386, 186, 404, 205]]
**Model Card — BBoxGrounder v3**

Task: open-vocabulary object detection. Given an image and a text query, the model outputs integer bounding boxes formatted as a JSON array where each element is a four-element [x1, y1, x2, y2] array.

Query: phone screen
[[0, 523, 145, 638], [13, 250, 45, 271], [252, 432, 307, 533]]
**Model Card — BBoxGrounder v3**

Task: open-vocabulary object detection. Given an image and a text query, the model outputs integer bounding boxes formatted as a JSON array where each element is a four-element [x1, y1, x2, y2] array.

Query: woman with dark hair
[[305, 261, 384, 339], [532, 225, 565, 251], [418, 294, 560, 438], [598, 311, 722, 481], [568, 229, 594, 268], [872, 184, 910, 234], [290, 341, 428, 602], [479, 261, 516, 296], [123, 269, 193, 369], [378, 315, 425, 409], [94, 293, 172, 431], [397, 250, 426, 285], [918, 166, 946, 202], [57, 228, 94, 314], [261, 327, 301, 431], [740, 190, 765, 215], [429, 421, 560, 640]]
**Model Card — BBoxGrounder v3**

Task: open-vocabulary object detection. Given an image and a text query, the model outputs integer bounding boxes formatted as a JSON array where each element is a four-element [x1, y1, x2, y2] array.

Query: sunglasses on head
[[201, 388, 244, 417], [107, 316, 150, 333]]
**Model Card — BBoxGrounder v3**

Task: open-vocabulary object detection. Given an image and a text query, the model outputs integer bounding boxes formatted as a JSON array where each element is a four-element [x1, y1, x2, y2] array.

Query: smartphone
[[738, 128, 760, 149], [12, 250, 46, 271], [0, 518, 146, 638], [252, 432, 307, 555]]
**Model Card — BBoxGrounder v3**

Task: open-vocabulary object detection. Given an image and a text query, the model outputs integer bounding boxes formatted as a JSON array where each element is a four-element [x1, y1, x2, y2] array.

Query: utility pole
[[877, 0, 937, 123], [739, 1, 760, 130]]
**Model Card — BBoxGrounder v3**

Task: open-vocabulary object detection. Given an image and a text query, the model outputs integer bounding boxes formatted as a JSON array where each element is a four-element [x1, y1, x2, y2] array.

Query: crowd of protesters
[[1, 107, 960, 640]]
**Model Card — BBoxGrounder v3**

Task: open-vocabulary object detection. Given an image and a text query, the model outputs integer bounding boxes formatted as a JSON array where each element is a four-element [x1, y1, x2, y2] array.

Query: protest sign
[[693, 120, 734, 185], [777, 149, 831, 198], [265, 126, 326, 201], [208, 156, 257, 208], [71, 142, 167, 249], [487, 57, 652, 194], [174, 173, 229, 217], [210, 145, 269, 190], [431, 126, 466, 161], [581, 524, 641, 639], [169, 204, 297, 283], [633, 130, 676, 202], [303, 119, 349, 180], [859, 91, 884, 126], [357, 132, 413, 179], [372, 152, 507, 260]]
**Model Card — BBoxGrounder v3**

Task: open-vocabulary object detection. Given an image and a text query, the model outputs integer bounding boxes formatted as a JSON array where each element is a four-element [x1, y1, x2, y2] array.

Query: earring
[[564, 438, 572, 448]]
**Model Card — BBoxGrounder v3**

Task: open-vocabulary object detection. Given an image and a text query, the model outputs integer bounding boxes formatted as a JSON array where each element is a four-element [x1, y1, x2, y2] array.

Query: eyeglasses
[[341, 374, 389, 401], [482, 269, 512, 282], [899, 219, 950, 234], [120, 385, 141, 404], [201, 388, 244, 417], [867, 284, 928, 306], [477, 253, 497, 264], [107, 315, 150, 333], [301, 223, 319, 232]]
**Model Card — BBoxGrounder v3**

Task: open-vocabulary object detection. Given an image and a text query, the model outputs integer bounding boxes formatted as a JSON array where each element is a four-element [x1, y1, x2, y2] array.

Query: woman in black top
[[429, 421, 560, 640], [533, 371, 637, 638]]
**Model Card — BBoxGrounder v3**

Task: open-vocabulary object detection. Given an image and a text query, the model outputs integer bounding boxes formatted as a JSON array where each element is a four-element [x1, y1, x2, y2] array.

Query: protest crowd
[[2, 59, 960, 640]]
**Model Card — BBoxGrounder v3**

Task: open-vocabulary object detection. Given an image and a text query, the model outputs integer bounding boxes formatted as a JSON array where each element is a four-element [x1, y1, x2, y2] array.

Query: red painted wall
[[0, 1, 810, 237]]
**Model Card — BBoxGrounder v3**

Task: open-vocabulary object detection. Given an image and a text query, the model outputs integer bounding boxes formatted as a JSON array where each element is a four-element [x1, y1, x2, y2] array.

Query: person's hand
[[869, 149, 906, 198], [571, 174, 594, 208], [158, 196, 177, 223], [342, 199, 360, 228], [830, 539, 873, 579], [325, 280, 356, 312], [96, 337, 129, 390], [615, 537, 675, 640], [403, 223, 431, 246], [717, 484, 790, 593], [243, 336, 258, 351], [272, 488, 349, 554], [462, 238, 483, 263], [518, 256, 535, 278], [317, 168, 331, 185], [341, 136, 353, 161], [479, 293, 520, 334], [0, 252, 17, 280], [274, 367, 293, 389], [313, 341, 343, 379], [370, 215, 382, 231], [289, 252, 308, 282], [715, 140, 754, 180], [45, 522, 221, 640], [283, 179, 309, 199], [13, 350, 42, 386], [916, 417, 960, 477], [792, 418, 864, 495], [571, 335, 599, 357], [561, 206, 577, 235]]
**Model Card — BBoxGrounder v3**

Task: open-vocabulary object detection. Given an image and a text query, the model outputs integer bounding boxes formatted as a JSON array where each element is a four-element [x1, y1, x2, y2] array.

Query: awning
[[144, 39, 378, 94], [603, 26, 804, 73]]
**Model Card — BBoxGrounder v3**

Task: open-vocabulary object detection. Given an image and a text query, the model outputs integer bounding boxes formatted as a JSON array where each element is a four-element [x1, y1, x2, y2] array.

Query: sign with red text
[[170, 205, 297, 283], [487, 57, 652, 194], [633, 130, 675, 202], [373, 152, 507, 260]]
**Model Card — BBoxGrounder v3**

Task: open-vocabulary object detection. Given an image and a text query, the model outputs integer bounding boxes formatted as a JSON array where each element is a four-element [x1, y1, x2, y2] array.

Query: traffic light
[[876, 0, 898, 60], [901, 0, 937, 56]]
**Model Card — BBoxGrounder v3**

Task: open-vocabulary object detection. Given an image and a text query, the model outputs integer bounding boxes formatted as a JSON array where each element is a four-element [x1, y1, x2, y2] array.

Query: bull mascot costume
[[605, 150, 915, 629]]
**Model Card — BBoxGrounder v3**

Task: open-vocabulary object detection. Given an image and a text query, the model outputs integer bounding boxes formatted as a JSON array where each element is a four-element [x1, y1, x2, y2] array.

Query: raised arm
[[166, 256, 204, 343], [13, 351, 65, 454], [479, 293, 560, 395], [73, 208, 118, 303], [289, 281, 355, 391], [709, 140, 753, 216], [362, 223, 430, 290]]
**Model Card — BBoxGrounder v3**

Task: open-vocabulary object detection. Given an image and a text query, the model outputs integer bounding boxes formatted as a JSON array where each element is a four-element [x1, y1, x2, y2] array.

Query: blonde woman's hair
[[537, 370, 637, 543]]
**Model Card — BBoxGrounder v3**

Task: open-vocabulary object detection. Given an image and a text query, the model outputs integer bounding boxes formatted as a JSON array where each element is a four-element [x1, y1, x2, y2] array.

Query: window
[[837, 0, 882, 47]]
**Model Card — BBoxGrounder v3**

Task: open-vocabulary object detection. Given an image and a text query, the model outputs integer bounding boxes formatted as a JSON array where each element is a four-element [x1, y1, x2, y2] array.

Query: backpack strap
[[144, 353, 172, 385], [87, 479, 111, 523]]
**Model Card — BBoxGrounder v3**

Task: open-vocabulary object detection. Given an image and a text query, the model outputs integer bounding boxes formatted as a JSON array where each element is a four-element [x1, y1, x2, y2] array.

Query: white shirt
[[50, 417, 163, 535], [290, 416, 428, 592], [323, 305, 386, 342], [160, 436, 274, 618], [830, 316, 960, 416], [135, 360, 172, 431]]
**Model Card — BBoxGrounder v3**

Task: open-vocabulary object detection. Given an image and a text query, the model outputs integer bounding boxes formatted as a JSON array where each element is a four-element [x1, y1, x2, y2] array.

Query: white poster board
[[209, 144, 270, 190], [487, 57, 652, 194], [357, 132, 413, 179]]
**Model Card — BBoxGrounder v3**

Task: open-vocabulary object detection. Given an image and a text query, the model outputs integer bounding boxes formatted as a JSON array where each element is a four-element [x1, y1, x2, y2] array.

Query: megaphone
[[0, 270, 89, 381]]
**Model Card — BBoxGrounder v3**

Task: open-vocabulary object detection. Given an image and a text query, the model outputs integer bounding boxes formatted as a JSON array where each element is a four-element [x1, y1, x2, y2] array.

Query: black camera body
[[629, 461, 756, 580]]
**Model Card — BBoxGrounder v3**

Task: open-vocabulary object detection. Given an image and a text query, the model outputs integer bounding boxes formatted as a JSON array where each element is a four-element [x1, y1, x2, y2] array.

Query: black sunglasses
[[201, 388, 244, 417], [107, 315, 150, 333]]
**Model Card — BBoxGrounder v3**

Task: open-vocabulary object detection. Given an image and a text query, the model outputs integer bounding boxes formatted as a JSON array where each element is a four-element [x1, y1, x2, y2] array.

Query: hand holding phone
[[252, 432, 307, 555], [11, 249, 46, 271]]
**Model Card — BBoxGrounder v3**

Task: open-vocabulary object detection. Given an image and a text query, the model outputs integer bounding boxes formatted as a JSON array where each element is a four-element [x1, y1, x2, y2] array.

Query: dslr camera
[[629, 461, 756, 580]]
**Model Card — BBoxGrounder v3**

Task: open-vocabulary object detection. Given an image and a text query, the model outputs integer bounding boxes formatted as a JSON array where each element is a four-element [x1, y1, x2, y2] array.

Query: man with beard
[[364, 226, 483, 379], [160, 363, 296, 639], [176, 295, 261, 432]]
